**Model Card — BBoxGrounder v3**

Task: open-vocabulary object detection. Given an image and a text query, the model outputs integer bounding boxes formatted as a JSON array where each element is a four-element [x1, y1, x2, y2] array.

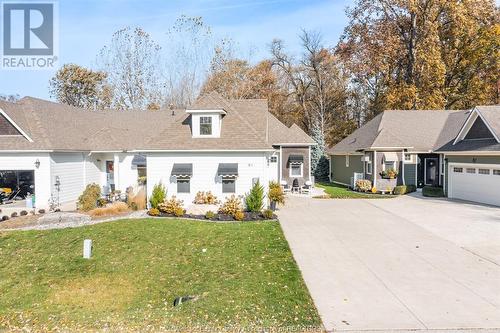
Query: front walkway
[[277, 195, 500, 332]]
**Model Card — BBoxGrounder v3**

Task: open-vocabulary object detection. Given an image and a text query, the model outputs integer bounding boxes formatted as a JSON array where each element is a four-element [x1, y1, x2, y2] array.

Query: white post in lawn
[[83, 239, 92, 259]]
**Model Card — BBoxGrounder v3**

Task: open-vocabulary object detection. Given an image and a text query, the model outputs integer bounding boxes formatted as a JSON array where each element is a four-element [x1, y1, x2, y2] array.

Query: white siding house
[[147, 151, 277, 204], [0, 92, 314, 211]]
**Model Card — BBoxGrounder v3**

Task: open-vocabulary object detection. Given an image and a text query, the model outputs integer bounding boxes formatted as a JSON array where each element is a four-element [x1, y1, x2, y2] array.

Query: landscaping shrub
[[422, 186, 444, 197], [356, 179, 372, 192], [127, 188, 147, 211], [219, 195, 243, 216], [148, 207, 160, 216], [158, 196, 184, 214], [97, 198, 108, 207], [407, 185, 417, 193], [268, 182, 285, 206], [77, 183, 101, 212], [371, 187, 377, 193], [149, 182, 166, 209], [205, 211, 215, 219], [193, 191, 219, 205], [245, 181, 264, 212], [20, 210, 28, 216], [88, 202, 129, 217], [393, 185, 418, 195], [2, 215, 9, 221], [262, 209, 274, 219], [173, 207, 185, 217], [10, 212, 17, 218], [233, 210, 245, 221]]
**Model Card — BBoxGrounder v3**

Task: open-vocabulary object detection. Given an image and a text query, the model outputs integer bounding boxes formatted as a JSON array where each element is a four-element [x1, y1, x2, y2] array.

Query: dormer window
[[200, 116, 212, 135]]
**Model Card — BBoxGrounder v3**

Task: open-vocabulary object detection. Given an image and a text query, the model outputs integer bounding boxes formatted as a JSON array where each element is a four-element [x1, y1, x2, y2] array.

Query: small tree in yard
[[245, 181, 264, 212], [310, 120, 326, 176], [149, 182, 166, 209], [314, 155, 330, 182]]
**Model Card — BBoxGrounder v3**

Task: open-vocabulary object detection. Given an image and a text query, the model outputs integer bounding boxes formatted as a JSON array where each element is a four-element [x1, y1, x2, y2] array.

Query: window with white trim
[[453, 167, 463, 173], [384, 161, 396, 171], [478, 168, 490, 175], [366, 161, 372, 174], [493, 170, 500, 176], [345, 155, 349, 167], [199, 116, 212, 135], [290, 163, 303, 177]]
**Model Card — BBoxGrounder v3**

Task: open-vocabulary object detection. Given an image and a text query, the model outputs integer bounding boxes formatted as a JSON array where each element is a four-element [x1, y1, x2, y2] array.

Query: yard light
[[34, 159, 40, 169]]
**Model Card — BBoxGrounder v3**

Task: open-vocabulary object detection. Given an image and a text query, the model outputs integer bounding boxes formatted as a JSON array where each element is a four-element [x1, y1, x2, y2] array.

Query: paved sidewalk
[[277, 195, 500, 332]]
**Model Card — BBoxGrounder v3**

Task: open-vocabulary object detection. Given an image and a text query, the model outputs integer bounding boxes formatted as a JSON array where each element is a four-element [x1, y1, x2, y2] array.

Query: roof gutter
[[274, 143, 317, 147], [437, 151, 500, 156], [129, 149, 276, 153]]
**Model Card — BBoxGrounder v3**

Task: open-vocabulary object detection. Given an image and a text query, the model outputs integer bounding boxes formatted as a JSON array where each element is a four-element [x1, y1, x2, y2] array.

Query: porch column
[[113, 154, 120, 191]]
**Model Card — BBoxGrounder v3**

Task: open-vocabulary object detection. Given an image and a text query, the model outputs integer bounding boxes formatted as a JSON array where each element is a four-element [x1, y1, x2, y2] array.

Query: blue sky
[[1, 0, 353, 100]]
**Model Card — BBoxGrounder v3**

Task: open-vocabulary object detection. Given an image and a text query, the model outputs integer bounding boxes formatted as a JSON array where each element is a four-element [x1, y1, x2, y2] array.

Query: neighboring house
[[0, 92, 314, 209], [328, 105, 500, 206]]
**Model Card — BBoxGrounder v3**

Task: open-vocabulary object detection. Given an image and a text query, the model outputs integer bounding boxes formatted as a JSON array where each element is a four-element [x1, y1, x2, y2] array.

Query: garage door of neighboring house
[[448, 163, 500, 206]]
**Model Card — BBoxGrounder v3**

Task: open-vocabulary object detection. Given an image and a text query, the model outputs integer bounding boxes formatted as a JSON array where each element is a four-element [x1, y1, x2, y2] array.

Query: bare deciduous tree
[[97, 27, 162, 110]]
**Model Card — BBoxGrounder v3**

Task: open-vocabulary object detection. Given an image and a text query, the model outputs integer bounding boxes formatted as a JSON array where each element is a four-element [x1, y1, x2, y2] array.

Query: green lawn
[[316, 182, 393, 199], [0, 219, 321, 331]]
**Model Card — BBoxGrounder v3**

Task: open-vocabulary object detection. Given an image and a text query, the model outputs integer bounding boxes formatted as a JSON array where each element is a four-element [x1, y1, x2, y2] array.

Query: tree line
[[47, 1, 499, 177]]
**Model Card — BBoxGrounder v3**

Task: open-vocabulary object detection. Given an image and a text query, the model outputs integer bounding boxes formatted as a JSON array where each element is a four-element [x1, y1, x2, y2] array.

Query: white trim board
[[332, 180, 351, 187], [0, 107, 33, 142], [453, 108, 500, 144]]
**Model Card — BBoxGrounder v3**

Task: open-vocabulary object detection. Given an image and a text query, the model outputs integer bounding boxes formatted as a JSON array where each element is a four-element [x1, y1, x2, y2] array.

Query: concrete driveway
[[277, 194, 500, 332]]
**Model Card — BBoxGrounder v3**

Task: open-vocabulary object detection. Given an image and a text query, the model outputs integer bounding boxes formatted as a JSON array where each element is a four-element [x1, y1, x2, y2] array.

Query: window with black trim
[[453, 167, 463, 173], [478, 168, 490, 175], [200, 116, 212, 135], [177, 178, 190, 193], [222, 178, 235, 193], [466, 168, 476, 174]]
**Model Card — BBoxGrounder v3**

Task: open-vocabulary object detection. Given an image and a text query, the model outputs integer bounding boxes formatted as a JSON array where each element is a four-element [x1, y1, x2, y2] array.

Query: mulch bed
[[151, 211, 277, 222]]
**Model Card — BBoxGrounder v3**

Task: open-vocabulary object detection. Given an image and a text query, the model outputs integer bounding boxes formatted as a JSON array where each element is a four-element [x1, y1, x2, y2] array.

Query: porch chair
[[301, 180, 313, 194], [280, 180, 291, 194]]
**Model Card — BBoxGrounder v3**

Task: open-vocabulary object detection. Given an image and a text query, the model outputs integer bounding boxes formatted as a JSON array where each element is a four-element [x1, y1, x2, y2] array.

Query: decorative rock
[[185, 204, 219, 216], [38, 212, 91, 226]]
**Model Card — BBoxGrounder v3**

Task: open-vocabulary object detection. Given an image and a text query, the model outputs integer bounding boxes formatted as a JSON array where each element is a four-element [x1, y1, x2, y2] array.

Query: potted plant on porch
[[268, 181, 285, 211], [380, 168, 398, 179]]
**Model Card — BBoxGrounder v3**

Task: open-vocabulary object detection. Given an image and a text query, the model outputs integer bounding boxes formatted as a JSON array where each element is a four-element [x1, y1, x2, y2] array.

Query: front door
[[424, 158, 439, 186], [106, 161, 115, 191]]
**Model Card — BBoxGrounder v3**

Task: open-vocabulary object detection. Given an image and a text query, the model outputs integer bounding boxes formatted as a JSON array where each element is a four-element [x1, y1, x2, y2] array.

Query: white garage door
[[449, 163, 500, 206]]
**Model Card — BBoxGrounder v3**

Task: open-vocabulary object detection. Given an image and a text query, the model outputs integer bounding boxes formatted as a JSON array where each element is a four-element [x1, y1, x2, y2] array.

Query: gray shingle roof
[[476, 105, 500, 139], [328, 109, 472, 153], [0, 93, 314, 151]]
